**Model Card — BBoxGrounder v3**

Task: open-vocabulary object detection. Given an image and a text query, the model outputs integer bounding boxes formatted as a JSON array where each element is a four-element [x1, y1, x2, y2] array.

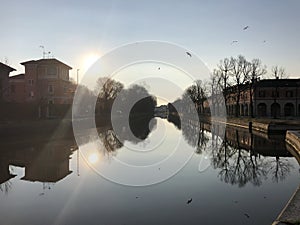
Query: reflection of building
[[0, 140, 74, 184], [0, 62, 16, 102], [0, 161, 16, 185], [154, 105, 168, 118], [21, 146, 72, 183], [216, 124, 291, 157], [210, 78, 300, 118]]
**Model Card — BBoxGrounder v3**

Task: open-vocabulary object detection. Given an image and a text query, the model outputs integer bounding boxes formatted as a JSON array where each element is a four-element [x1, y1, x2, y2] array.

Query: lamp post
[[77, 69, 80, 85]]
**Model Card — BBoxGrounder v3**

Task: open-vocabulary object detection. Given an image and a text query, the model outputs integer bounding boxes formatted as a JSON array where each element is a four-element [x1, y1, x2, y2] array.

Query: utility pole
[[77, 69, 80, 85]]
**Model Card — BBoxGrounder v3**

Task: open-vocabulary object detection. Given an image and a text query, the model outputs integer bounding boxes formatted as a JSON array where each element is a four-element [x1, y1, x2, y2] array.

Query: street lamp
[[77, 69, 80, 85]]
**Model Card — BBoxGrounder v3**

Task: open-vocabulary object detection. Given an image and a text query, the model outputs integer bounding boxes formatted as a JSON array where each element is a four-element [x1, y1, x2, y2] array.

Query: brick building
[[8, 74, 25, 103], [19, 58, 73, 104], [5, 58, 74, 118], [254, 79, 300, 118], [207, 78, 300, 118], [0, 62, 16, 102]]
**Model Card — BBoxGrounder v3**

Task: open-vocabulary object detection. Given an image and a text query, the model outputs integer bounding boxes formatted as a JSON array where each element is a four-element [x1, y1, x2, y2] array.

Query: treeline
[[74, 77, 157, 118]]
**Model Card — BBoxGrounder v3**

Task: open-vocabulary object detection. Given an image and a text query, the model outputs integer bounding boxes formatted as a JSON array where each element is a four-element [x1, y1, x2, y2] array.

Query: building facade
[[4, 58, 74, 118], [8, 74, 25, 103], [19, 58, 73, 104], [254, 79, 300, 118], [0, 62, 16, 102], [206, 78, 300, 118]]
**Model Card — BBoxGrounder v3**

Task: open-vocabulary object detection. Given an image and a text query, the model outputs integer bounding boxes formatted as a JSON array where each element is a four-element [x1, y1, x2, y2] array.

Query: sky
[[1, 0, 300, 82]]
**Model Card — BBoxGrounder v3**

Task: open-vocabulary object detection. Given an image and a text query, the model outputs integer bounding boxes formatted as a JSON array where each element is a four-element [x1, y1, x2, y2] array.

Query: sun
[[88, 153, 100, 164], [81, 53, 100, 73]]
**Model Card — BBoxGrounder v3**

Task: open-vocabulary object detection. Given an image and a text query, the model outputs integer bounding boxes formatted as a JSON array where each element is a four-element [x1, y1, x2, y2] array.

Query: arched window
[[271, 103, 281, 118], [284, 103, 295, 117], [257, 103, 267, 117]]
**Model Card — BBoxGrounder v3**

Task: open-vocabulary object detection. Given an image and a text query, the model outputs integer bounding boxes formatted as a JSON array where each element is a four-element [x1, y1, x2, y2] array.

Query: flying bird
[[243, 25, 249, 30], [263, 40, 267, 43], [186, 198, 193, 204], [186, 51, 192, 57], [158, 67, 160, 70], [231, 40, 238, 45], [244, 213, 250, 218]]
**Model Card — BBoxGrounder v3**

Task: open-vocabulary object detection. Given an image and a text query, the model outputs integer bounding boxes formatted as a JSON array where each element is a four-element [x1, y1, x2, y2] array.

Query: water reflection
[[165, 112, 295, 187], [0, 139, 76, 193], [0, 114, 297, 193]]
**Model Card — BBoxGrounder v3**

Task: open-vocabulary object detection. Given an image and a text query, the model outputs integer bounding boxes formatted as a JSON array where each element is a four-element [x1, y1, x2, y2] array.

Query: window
[[28, 91, 34, 97], [64, 86, 67, 93], [28, 79, 34, 85], [10, 85, 15, 93], [61, 69, 68, 79], [48, 100, 54, 104], [286, 91, 293, 97], [47, 66, 57, 75], [258, 91, 265, 97], [48, 85, 54, 94], [272, 90, 279, 98]]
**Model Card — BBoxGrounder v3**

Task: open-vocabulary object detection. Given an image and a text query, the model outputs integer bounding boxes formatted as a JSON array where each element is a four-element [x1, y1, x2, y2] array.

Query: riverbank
[[212, 117, 300, 133], [223, 119, 300, 225], [272, 185, 300, 225], [215, 118, 300, 225], [272, 131, 300, 225]]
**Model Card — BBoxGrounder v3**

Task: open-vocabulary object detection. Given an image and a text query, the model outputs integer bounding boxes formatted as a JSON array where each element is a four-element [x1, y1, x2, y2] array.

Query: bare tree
[[230, 55, 250, 117], [184, 80, 207, 114], [248, 59, 267, 117], [217, 58, 234, 102], [271, 66, 288, 79], [95, 77, 124, 113], [96, 77, 124, 100], [209, 70, 228, 116]]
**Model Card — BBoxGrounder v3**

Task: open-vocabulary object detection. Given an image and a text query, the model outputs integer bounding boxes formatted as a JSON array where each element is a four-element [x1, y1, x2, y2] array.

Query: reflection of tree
[[181, 121, 209, 154], [269, 156, 294, 183], [0, 181, 12, 194], [97, 112, 156, 152], [209, 128, 293, 187], [99, 129, 123, 152]]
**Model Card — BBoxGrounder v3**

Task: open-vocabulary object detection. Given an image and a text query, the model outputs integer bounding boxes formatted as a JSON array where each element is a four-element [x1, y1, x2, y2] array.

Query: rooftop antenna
[[47, 51, 51, 59], [39, 45, 46, 59]]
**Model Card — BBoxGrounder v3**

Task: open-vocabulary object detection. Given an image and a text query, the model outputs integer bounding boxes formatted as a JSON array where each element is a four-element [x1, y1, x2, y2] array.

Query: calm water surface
[[0, 118, 299, 225]]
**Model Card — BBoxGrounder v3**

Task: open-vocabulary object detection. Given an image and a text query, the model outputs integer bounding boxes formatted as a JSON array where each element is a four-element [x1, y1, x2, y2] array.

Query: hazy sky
[[1, 0, 300, 80]]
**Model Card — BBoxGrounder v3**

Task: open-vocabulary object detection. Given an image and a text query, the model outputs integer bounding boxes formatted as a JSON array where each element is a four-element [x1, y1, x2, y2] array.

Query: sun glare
[[88, 153, 100, 164], [82, 53, 100, 72]]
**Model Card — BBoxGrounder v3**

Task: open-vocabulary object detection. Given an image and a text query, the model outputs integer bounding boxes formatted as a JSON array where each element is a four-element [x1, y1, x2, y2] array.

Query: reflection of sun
[[88, 153, 99, 164], [81, 53, 100, 72]]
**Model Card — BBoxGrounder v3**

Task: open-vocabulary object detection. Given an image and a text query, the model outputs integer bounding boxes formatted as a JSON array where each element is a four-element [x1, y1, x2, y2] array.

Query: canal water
[[0, 118, 299, 225]]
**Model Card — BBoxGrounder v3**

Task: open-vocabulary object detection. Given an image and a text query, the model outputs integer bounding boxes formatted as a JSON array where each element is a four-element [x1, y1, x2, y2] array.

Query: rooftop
[[9, 74, 25, 79], [0, 62, 16, 72], [20, 58, 72, 70]]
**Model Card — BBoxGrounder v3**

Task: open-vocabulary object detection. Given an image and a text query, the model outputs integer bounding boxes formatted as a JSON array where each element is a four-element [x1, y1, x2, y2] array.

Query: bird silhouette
[[158, 67, 160, 70], [186, 198, 192, 204], [244, 213, 250, 218], [231, 40, 238, 45], [263, 40, 267, 43], [243, 26, 249, 30], [186, 52, 192, 57]]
